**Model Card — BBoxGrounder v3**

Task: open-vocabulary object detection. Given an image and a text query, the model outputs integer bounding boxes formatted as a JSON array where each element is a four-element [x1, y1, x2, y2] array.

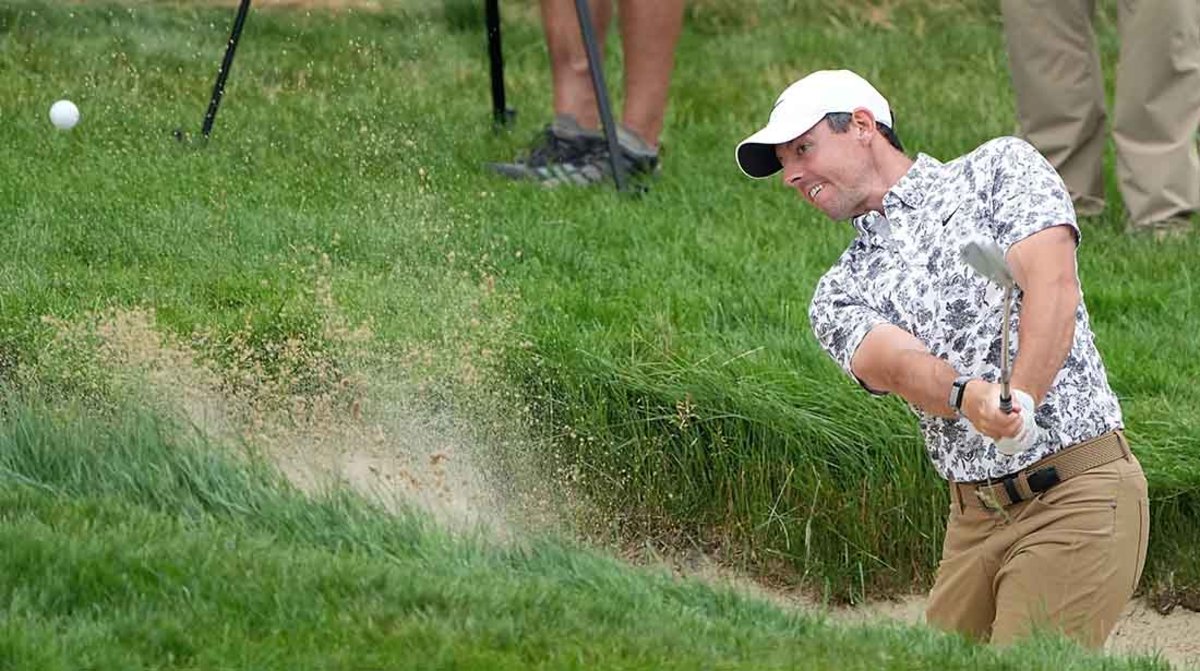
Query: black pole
[[201, 0, 252, 139], [485, 0, 514, 128], [572, 0, 625, 191]]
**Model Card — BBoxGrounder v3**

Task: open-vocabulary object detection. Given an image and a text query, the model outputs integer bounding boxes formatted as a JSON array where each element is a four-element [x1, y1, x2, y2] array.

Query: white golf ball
[[49, 99, 80, 130]]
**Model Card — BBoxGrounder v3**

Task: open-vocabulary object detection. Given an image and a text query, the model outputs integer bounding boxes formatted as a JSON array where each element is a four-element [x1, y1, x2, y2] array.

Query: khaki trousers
[[925, 445, 1149, 648], [1001, 0, 1200, 225]]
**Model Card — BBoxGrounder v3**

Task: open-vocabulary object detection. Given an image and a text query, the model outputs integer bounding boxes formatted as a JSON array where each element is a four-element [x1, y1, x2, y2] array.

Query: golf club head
[[960, 238, 1014, 288]]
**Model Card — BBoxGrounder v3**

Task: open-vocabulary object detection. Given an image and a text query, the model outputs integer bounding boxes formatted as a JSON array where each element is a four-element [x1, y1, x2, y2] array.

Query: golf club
[[175, 0, 251, 143], [485, 0, 515, 128], [572, 0, 626, 192], [960, 238, 1016, 413]]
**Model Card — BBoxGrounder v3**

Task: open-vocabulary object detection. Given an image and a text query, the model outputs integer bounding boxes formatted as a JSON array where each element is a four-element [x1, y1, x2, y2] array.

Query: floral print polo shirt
[[809, 137, 1123, 482]]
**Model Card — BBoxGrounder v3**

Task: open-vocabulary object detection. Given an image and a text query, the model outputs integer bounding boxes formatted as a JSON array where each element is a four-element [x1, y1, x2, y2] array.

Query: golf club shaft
[[485, 0, 510, 127], [572, 0, 626, 192], [202, 0, 251, 138], [999, 285, 1013, 413]]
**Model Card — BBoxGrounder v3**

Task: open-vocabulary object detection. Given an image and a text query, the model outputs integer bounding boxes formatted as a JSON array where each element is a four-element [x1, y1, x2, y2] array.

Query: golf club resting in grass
[[735, 70, 1149, 648]]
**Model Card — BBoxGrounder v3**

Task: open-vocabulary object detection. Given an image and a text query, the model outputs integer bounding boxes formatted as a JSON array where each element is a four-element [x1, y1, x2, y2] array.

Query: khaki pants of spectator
[[926, 449, 1149, 648], [1001, 0, 1200, 225]]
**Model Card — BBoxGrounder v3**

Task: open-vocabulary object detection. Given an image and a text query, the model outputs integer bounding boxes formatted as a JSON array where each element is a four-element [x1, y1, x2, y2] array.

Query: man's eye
[[797, 144, 811, 155]]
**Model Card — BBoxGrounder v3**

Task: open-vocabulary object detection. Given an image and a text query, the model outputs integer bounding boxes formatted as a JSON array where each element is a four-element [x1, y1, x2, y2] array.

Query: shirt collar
[[884, 153, 943, 210], [852, 210, 887, 240], [851, 153, 944, 240], [883, 153, 945, 208]]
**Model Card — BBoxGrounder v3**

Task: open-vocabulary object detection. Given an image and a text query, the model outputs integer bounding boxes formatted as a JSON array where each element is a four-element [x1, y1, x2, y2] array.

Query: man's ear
[[851, 108, 876, 141]]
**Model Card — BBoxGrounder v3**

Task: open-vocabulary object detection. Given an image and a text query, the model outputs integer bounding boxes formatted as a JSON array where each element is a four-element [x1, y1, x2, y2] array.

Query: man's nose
[[782, 166, 804, 190]]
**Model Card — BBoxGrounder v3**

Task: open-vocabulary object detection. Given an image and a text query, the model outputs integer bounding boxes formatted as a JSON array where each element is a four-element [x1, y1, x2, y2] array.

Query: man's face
[[774, 118, 871, 221]]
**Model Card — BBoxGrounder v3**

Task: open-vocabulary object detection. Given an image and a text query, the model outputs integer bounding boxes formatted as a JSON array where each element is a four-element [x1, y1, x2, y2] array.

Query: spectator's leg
[[615, 0, 684, 150], [541, 0, 613, 130], [1001, 0, 1107, 217], [1113, 0, 1200, 227]]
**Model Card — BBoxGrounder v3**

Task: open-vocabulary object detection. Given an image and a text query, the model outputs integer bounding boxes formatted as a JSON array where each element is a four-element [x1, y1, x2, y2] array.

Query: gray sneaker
[[488, 116, 660, 188], [487, 114, 606, 184], [612, 124, 661, 183]]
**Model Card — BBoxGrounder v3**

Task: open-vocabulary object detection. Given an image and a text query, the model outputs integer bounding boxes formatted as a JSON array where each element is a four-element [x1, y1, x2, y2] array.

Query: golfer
[[735, 70, 1148, 648]]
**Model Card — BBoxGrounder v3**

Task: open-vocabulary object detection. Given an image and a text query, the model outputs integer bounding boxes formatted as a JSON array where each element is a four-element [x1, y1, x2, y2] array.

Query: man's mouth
[[808, 183, 825, 201]]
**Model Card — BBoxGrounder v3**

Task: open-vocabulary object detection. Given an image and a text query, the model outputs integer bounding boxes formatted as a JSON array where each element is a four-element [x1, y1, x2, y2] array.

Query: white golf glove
[[995, 389, 1038, 456]]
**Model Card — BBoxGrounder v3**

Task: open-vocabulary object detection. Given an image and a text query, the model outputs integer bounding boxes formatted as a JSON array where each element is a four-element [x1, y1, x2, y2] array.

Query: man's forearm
[[885, 349, 960, 419], [879, 282, 1076, 416], [1009, 282, 1078, 404]]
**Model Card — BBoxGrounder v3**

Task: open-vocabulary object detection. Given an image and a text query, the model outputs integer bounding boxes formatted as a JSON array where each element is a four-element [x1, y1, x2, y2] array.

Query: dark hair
[[823, 112, 904, 153]]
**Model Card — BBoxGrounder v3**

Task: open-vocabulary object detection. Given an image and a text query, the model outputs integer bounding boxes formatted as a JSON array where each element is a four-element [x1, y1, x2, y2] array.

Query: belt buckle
[[972, 471, 1024, 514], [975, 465, 1062, 513], [1027, 466, 1061, 493]]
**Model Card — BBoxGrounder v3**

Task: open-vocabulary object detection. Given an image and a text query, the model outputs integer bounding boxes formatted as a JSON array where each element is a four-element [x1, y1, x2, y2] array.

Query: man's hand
[[961, 380, 1025, 441]]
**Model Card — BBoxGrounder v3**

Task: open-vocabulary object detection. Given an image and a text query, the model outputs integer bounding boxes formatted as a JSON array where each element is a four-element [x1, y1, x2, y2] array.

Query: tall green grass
[[0, 400, 1171, 669], [1, 0, 1197, 604]]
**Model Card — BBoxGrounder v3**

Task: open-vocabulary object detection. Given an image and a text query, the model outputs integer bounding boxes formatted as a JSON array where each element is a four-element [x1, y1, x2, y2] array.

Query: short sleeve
[[809, 264, 890, 389], [988, 137, 1079, 251]]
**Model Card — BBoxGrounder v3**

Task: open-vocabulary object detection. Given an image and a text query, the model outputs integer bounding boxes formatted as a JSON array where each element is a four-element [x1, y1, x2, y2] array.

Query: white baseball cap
[[735, 69, 893, 179]]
